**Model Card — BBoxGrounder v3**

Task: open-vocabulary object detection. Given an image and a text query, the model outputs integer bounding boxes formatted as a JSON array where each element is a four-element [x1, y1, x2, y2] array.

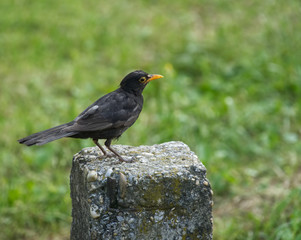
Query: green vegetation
[[1, 0, 301, 239]]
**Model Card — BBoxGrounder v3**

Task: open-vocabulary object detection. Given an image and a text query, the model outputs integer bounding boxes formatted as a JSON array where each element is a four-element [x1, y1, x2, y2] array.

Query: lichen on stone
[[70, 141, 212, 240]]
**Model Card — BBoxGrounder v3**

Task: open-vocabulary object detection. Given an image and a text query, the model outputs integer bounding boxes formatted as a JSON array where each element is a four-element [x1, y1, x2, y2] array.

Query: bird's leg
[[93, 139, 107, 157], [105, 139, 132, 163]]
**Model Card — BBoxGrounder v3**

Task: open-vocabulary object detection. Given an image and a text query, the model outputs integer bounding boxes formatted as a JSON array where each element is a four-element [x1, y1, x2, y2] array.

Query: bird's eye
[[139, 77, 147, 83]]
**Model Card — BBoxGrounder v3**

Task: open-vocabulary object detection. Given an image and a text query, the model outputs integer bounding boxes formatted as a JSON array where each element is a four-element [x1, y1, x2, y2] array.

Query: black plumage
[[18, 70, 163, 162]]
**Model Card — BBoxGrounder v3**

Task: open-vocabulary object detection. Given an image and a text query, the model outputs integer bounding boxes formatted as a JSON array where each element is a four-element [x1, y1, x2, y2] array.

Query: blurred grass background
[[1, 0, 301, 239]]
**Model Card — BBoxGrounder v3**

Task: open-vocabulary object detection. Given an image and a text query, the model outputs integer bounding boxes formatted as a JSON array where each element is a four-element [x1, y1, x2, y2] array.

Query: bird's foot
[[98, 153, 114, 159], [97, 153, 134, 163], [97, 150, 135, 163]]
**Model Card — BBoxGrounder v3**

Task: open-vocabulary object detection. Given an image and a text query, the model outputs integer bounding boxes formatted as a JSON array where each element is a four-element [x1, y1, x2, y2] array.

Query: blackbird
[[18, 70, 163, 162]]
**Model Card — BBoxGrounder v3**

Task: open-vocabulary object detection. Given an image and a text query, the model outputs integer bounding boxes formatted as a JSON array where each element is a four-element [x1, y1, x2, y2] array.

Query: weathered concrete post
[[70, 141, 213, 240]]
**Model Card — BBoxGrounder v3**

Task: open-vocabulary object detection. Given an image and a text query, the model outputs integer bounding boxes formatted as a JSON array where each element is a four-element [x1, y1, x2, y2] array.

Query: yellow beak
[[146, 74, 164, 83]]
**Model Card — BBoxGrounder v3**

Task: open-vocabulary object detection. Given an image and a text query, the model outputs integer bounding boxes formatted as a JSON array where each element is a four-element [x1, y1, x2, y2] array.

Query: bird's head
[[120, 70, 163, 94]]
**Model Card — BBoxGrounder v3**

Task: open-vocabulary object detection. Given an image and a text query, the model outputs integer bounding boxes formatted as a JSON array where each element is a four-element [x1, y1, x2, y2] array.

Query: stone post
[[70, 141, 213, 240]]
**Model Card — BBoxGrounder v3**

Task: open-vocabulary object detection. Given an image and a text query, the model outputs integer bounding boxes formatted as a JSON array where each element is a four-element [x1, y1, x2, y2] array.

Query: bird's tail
[[18, 122, 76, 146]]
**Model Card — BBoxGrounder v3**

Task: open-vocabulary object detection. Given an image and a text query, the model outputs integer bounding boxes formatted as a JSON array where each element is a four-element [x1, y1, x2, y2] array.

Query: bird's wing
[[66, 105, 114, 132], [64, 89, 142, 132]]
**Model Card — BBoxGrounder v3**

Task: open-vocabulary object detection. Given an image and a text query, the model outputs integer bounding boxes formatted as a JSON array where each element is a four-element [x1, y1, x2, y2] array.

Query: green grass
[[1, 0, 301, 239]]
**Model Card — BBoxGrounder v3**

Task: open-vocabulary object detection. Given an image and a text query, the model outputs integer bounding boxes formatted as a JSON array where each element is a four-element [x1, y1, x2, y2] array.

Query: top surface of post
[[74, 141, 206, 174]]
